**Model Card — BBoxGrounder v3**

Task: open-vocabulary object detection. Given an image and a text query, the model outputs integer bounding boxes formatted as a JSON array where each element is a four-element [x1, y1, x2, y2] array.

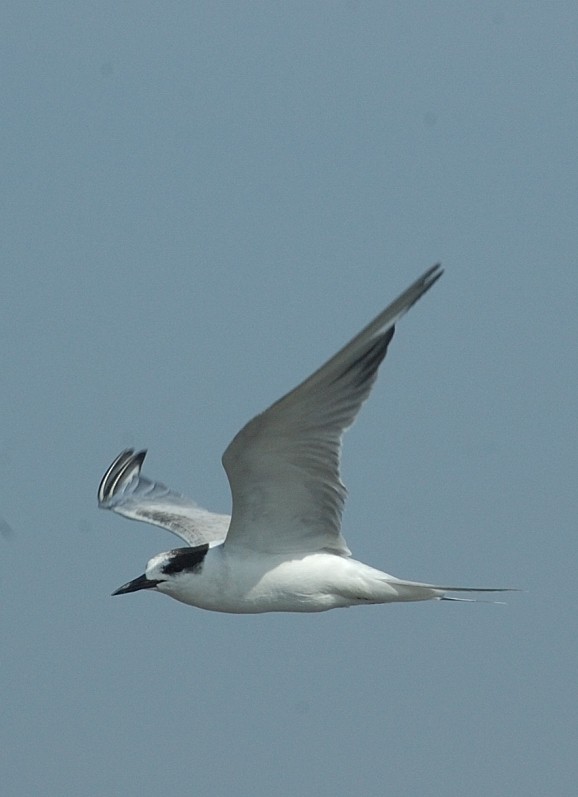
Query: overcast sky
[[2, 3, 577, 796]]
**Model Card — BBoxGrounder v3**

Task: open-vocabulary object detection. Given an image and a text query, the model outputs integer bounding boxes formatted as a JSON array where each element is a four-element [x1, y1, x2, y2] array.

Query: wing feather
[[98, 449, 229, 547], [222, 265, 443, 555]]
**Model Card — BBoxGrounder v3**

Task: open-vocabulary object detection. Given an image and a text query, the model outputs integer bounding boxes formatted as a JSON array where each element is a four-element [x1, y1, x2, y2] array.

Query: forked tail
[[437, 586, 516, 604], [389, 577, 517, 604]]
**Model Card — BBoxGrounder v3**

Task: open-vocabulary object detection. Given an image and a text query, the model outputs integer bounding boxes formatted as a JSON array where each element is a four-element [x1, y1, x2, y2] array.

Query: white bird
[[100, 265, 509, 613]]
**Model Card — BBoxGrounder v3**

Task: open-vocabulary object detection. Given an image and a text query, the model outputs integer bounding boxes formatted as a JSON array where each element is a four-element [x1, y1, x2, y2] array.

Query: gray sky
[[2, 3, 577, 795]]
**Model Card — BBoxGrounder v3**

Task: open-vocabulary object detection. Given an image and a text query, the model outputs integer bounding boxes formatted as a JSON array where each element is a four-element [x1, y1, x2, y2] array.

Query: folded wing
[[222, 264, 443, 556], [98, 449, 230, 547]]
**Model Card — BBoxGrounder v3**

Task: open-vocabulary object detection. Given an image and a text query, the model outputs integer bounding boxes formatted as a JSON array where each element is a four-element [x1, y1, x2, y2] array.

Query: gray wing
[[98, 449, 230, 547], [222, 264, 443, 556]]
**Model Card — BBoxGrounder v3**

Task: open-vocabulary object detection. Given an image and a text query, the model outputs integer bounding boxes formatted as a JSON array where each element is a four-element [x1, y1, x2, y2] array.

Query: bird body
[[100, 265, 510, 613], [141, 547, 447, 614]]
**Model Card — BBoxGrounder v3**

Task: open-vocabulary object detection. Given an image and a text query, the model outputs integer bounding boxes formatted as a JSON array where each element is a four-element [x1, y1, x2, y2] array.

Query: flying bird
[[100, 265, 508, 613]]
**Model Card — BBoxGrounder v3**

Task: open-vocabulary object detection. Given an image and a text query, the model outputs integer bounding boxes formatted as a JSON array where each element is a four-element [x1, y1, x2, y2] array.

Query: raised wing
[[98, 449, 230, 547], [222, 265, 443, 556]]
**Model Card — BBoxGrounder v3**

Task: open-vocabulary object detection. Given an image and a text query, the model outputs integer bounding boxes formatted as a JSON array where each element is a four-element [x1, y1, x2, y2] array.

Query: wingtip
[[423, 262, 443, 290], [395, 263, 444, 321], [98, 447, 148, 505], [134, 449, 147, 466]]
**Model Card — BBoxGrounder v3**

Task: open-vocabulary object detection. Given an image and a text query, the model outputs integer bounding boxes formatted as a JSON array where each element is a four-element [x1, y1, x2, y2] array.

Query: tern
[[100, 265, 509, 613]]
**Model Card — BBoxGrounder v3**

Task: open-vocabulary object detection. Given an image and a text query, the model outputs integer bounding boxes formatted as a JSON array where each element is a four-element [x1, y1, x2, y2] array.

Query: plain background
[[2, 3, 577, 796]]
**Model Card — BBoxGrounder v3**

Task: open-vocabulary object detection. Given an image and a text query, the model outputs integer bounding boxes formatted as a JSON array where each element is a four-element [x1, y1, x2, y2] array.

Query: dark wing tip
[[407, 263, 443, 312], [426, 263, 443, 291], [98, 448, 148, 505]]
